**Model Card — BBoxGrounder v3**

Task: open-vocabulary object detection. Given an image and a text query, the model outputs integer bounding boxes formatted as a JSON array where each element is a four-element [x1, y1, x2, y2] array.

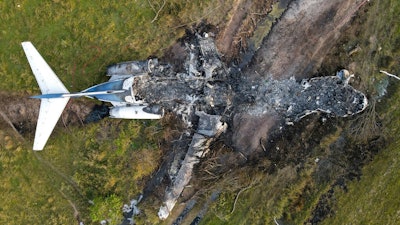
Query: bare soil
[[0, 91, 96, 143], [247, 0, 370, 80], [215, 0, 275, 61]]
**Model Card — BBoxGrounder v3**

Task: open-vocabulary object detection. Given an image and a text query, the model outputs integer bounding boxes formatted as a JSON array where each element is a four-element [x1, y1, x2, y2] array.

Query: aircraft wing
[[33, 97, 70, 150], [21, 42, 69, 94]]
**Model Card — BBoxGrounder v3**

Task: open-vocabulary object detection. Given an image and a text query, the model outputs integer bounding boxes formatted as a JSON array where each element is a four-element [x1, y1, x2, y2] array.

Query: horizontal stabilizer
[[33, 97, 70, 150], [21, 42, 69, 94], [21, 42, 71, 150]]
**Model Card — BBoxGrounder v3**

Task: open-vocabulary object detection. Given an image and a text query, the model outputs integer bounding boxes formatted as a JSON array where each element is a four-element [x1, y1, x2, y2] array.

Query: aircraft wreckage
[[22, 33, 367, 220]]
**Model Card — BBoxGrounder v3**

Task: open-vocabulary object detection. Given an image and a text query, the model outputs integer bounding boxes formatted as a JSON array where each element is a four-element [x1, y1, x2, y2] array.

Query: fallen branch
[[230, 184, 252, 214], [380, 70, 400, 81], [148, 0, 166, 23]]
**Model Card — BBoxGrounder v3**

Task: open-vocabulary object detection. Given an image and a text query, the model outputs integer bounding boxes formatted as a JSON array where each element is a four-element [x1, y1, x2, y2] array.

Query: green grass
[[0, 128, 77, 223], [320, 0, 400, 223], [199, 148, 340, 225], [322, 139, 400, 224], [320, 0, 400, 224], [0, 0, 232, 92], [0, 118, 163, 224]]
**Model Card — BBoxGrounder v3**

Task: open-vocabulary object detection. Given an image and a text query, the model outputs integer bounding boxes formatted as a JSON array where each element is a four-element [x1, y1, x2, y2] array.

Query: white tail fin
[[22, 42, 70, 150]]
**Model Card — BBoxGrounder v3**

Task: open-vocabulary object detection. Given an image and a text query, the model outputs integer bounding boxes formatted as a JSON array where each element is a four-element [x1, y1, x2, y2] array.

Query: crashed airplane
[[22, 33, 368, 219]]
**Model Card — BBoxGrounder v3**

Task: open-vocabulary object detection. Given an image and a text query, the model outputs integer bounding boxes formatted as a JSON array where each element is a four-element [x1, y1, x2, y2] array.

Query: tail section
[[22, 42, 70, 150]]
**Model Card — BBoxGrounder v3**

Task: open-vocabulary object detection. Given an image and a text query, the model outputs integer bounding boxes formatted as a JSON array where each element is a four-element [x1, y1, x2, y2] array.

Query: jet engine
[[107, 59, 158, 76], [109, 105, 163, 119]]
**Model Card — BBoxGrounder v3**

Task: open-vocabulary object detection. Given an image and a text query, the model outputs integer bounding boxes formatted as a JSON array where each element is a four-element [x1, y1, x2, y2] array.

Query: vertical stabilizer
[[21, 42, 70, 150]]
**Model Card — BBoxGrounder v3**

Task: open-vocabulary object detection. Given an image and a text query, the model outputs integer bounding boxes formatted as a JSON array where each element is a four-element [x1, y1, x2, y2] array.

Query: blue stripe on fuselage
[[82, 79, 129, 103], [30, 93, 64, 99]]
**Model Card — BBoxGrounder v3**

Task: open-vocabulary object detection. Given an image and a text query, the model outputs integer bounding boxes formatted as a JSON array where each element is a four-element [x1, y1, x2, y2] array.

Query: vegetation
[[199, 135, 338, 224], [0, 0, 233, 92], [322, 129, 400, 224], [320, 0, 400, 223], [1, 0, 400, 224], [324, 0, 400, 224]]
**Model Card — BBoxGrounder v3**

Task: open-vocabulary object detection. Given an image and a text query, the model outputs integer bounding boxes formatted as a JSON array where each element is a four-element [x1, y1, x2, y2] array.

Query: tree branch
[[148, 0, 166, 23], [230, 184, 252, 214], [380, 70, 400, 81]]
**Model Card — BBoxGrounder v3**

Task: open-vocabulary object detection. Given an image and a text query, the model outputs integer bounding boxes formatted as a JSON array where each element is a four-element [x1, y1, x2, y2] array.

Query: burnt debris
[[114, 33, 367, 220], [131, 33, 367, 131]]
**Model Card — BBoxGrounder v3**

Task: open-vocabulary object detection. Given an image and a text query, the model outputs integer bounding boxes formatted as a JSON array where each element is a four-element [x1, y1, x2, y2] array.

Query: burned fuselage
[[105, 33, 368, 220], [109, 33, 367, 130]]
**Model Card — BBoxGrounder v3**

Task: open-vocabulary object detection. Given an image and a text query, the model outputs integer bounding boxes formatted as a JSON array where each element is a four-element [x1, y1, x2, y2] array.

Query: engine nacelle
[[107, 59, 158, 76], [109, 105, 163, 119]]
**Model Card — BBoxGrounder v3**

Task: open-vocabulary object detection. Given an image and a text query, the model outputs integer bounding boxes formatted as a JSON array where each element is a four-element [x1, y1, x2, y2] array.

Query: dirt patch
[[0, 91, 98, 145], [0, 92, 40, 136], [230, 112, 279, 157], [215, 0, 275, 62], [216, 0, 273, 61], [247, 0, 370, 80]]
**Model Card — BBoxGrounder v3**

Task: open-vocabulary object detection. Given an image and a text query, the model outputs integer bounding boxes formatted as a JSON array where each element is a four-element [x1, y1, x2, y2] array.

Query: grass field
[[1, 0, 400, 224], [321, 0, 400, 223], [0, 0, 232, 92]]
